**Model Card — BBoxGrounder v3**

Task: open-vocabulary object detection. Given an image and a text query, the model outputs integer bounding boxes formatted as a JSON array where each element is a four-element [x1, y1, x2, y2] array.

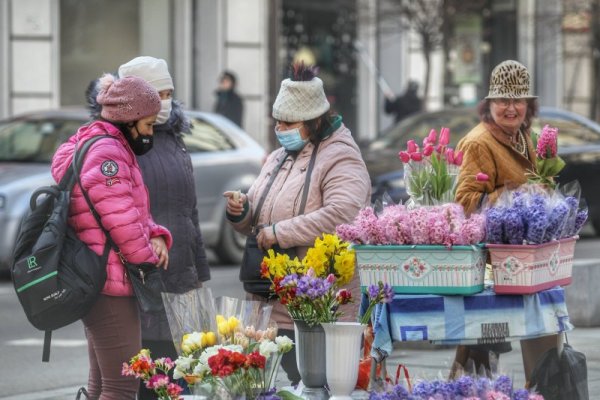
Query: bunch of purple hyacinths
[[368, 374, 543, 400], [336, 203, 485, 247], [485, 189, 587, 245]]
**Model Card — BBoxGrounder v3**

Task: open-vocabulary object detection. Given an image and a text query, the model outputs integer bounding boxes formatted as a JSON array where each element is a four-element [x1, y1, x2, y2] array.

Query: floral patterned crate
[[487, 236, 577, 294], [354, 244, 487, 295]]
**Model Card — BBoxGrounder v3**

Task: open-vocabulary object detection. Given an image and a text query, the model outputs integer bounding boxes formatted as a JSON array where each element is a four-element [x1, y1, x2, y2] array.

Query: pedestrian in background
[[214, 70, 244, 127], [452, 60, 558, 382], [87, 56, 211, 399], [224, 63, 371, 384], [53, 74, 171, 400], [383, 80, 423, 124]]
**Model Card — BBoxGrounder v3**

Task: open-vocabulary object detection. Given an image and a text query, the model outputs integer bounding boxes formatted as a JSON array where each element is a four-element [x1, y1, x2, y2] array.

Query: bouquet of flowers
[[336, 203, 485, 247], [173, 327, 297, 400], [368, 374, 543, 400], [122, 349, 183, 400], [398, 127, 463, 206], [484, 184, 587, 245], [527, 124, 565, 189], [260, 233, 356, 326]]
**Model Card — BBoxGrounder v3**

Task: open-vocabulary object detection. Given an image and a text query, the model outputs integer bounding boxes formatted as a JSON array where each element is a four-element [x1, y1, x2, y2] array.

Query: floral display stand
[[354, 244, 487, 295], [488, 236, 577, 294]]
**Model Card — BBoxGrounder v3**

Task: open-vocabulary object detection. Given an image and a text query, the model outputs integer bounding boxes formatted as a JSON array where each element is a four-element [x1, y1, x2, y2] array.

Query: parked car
[[0, 108, 266, 272], [364, 106, 600, 234]]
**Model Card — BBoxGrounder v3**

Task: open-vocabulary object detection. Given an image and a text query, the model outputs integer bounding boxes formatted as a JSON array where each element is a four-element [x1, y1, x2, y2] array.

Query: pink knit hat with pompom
[[96, 73, 161, 123]]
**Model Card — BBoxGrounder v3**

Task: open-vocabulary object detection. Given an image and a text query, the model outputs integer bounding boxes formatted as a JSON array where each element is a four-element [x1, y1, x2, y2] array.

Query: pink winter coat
[[230, 123, 371, 329], [51, 121, 172, 296]]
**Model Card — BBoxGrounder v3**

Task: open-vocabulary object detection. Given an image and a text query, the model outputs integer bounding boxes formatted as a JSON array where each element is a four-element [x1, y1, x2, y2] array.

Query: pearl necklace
[[512, 130, 528, 158]]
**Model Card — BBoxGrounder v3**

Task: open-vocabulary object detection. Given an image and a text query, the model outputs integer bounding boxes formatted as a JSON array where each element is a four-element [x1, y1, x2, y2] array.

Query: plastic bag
[[529, 343, 589, 400], [162, 288, 216, 355]]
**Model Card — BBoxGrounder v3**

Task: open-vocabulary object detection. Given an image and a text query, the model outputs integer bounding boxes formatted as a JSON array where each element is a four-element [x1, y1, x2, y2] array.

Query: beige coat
[[231, 124, 371, 330], [455, 122, 536, 215]]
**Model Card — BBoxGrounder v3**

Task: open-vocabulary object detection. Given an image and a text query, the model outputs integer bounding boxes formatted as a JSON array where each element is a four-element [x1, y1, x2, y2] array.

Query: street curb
[[0, 385, 82, 400]]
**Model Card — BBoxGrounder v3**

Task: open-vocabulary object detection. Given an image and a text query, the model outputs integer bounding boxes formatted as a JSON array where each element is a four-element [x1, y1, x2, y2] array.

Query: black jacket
[[214, 89, 243, 127], [87, 80, 210, 340]]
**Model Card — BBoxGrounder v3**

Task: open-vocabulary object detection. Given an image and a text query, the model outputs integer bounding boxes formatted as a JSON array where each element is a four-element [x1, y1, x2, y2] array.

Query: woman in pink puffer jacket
[[51, 74, 172, 400]]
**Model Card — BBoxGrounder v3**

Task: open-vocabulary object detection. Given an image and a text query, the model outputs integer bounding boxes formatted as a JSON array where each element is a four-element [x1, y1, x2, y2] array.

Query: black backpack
[[11, 135, 111, 362]]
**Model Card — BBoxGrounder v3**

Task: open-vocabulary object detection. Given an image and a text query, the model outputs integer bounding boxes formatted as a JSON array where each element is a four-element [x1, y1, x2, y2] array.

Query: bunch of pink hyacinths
[[527, 124, 565, 189], [536, 124, 558, 159], [398, 127, 464, 206], [336, 203, 485, 247]]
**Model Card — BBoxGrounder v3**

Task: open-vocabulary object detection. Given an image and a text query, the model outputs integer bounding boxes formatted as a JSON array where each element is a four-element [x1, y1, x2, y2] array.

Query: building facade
[[0, 0, 596, 149]]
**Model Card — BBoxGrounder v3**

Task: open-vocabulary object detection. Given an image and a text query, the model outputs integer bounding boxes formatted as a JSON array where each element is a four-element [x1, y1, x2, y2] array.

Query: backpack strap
[[72, 137, 129, 261], [58, 135, 109, 191], [42, 330, 52, 362]]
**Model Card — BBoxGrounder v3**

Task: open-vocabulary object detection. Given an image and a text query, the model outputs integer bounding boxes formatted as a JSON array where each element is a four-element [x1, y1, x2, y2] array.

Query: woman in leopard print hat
[[451, 60, 559, 384]]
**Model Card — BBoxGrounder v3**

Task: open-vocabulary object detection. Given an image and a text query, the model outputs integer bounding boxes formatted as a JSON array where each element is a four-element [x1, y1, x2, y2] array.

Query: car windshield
[[370, 109, 480, 151], [534, 116, 600, 147], [0, 119, 81, 162], [183, 118, 235, 152], [370, 108, 600, 152]]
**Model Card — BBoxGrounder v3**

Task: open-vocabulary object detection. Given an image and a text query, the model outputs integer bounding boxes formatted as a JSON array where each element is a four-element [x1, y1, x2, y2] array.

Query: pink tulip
[[406, 139, 418, 153], [454, 150, 464, 166], [439, 127, 450, 146], [445, 148, 455, 164], [423, 144, 434, 156], [398, 151, 410, 163], [423, 129, 437, 146], [410, 152, 423, 162], [326, 273, 336, 283], [475, 172, 489, 182], [436, 144, 444, 154]]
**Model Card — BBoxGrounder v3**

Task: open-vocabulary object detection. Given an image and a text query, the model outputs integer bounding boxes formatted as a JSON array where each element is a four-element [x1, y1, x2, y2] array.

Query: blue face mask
[[275, 127, 308, 151]]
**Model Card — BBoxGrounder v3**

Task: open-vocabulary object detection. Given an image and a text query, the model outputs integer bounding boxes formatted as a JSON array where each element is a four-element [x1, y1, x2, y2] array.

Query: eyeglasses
[[492, 98, 527, 108]]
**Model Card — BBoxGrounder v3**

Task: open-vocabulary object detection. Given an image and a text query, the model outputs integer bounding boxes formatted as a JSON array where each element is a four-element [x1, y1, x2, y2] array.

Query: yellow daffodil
[[334, 249, 355, 286], [302, 246, 328, 277]]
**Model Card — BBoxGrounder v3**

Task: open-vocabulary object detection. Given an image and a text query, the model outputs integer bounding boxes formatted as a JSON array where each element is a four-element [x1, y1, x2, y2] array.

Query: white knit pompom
[[98, 73, 116, 92]]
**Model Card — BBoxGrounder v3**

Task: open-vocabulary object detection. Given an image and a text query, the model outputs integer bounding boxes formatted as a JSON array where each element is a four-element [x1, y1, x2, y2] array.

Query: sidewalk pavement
[[8, 327, 599, 399]]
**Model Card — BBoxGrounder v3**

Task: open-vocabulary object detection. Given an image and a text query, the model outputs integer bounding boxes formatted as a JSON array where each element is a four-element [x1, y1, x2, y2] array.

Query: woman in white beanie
[[87, 56, 210, 399], [224, 63, 371, 384]]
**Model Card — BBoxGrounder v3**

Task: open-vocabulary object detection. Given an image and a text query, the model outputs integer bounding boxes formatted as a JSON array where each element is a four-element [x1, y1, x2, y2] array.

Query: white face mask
[[155, 99, 172, 125]]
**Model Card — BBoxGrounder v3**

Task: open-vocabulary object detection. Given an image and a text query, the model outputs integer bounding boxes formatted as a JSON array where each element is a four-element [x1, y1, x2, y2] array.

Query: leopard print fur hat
[[486, 60, 537, 99]]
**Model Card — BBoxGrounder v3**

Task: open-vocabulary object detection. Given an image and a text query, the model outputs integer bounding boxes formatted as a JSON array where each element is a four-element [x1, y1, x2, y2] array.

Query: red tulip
[[423, 144, 434, 156], [410, 152, 423, 162], [454, 150, 464, 166], [398, 151, 410, 163], [423, 129, 437, 146], [439, 127, 450, 146], [406, 139, 418, 154], [475, 172, 489, 182], [445, 148, 455, 164]]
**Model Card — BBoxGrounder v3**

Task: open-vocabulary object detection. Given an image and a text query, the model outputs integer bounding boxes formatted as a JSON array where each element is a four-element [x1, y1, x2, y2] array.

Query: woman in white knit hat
[[224, 63, 371, 384]]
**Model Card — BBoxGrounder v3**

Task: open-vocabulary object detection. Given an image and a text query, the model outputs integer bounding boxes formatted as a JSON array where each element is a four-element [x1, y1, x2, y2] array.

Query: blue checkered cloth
[[362, 286, 572, 358]]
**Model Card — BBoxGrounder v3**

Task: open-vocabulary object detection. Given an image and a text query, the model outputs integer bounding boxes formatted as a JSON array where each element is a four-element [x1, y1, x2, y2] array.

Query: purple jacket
[[51, 121, 172, 296]]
